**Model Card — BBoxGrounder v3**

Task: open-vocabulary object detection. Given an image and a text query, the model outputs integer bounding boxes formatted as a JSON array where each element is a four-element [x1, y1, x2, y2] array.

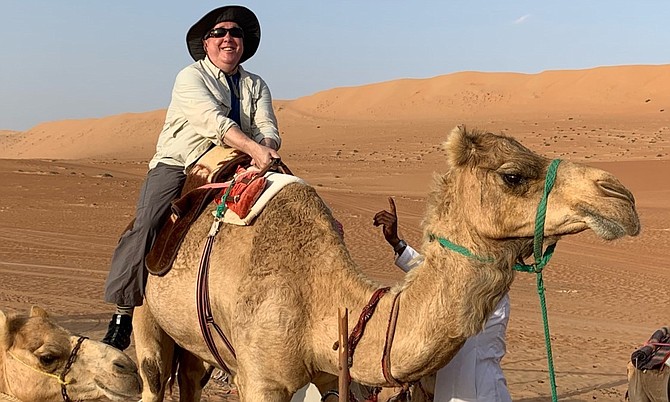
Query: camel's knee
[[134, 305, 175, 399], [141, 357, 164, 395]]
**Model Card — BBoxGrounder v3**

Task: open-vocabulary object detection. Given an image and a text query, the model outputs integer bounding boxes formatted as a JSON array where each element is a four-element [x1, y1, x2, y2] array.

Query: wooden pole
[[338, 307, 349, 402]]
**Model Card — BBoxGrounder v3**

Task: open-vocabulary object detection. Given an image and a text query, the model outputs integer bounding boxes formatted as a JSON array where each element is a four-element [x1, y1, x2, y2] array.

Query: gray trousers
[[104, 163, 186, 306]]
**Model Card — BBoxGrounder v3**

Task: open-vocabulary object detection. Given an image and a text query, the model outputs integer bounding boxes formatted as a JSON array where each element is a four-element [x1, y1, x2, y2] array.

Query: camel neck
[[399, 238, 513, 375], [342, 239, 514, 384]]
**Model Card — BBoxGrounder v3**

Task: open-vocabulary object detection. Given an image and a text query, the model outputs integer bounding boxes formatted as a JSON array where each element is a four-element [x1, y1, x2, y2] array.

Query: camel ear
[[30, 306, 49, 319], [442, 125, 473, 167]]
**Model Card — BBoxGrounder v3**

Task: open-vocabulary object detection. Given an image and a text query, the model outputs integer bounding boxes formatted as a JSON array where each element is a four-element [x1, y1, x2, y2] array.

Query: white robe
[[395, 246, 512, 402]]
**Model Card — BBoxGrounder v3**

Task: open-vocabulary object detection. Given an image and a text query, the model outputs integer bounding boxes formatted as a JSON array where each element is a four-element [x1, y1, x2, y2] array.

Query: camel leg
[[175, 349, 206, 402], [235, 371, 292, 402], [133, 305, 175, 402]]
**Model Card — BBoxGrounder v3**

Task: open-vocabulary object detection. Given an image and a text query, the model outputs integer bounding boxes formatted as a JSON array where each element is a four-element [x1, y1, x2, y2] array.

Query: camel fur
[[0, 306, 141, 401], [134, 125, 640, 401]]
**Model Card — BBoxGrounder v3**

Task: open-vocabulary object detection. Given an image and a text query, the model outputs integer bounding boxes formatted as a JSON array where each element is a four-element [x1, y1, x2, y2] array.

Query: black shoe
[[102, 314, 133, 351]]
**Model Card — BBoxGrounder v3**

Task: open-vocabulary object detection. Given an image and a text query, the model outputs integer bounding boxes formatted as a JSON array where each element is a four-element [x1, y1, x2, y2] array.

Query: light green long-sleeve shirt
[[149, 57, 280, 171]]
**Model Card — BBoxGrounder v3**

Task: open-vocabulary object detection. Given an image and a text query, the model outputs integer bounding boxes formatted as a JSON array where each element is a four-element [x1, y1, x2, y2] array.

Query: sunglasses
[[206, 27, 244, 39]]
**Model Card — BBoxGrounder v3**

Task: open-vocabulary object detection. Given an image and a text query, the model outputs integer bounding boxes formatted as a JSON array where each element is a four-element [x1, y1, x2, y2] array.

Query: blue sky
[[1, 0, 669, 131]]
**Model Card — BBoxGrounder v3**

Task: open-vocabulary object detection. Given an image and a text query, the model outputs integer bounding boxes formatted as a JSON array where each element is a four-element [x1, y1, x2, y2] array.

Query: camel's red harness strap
[[345, 287, 410, 401], [347, 287, 390, 368]]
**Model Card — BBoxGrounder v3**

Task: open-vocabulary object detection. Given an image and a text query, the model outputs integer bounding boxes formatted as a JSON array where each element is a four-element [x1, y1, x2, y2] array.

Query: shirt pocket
[[212, 89, 232, 117], [245, 82, 260, 122]]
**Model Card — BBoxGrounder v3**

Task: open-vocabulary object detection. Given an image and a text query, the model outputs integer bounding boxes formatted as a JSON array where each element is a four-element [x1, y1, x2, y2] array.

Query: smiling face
[[203, 21, 245, 74]]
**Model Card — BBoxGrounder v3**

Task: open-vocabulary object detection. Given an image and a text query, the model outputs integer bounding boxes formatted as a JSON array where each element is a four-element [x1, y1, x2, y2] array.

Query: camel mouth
[[581, 208, 640, 240], [95, 379, 142, 400]]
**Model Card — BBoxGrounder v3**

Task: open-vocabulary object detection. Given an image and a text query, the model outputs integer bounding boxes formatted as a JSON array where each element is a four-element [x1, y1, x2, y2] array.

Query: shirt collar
[[202, 56, 246, 80]]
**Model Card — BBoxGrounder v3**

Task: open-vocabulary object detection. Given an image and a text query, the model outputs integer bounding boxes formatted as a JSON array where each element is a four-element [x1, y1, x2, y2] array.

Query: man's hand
[[248, 142, 281, 169], [373, 197, 401, 248], [222, 126, 280, 169]]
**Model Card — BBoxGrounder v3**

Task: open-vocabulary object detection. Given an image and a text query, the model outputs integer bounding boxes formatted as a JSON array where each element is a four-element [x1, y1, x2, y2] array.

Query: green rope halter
[[431, 158, 562, 402], [429, 236, 493, 263]]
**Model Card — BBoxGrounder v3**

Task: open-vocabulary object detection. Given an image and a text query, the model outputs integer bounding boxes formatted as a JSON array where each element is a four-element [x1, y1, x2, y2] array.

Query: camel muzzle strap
[[60, 336, 87, 402]]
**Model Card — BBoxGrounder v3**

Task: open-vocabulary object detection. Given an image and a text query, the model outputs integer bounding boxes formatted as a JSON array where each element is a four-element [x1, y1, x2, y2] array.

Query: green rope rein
[[513, 158, 561, 402], [207, 177, 237, 238], [215, 177, 236, 219], [431, 158, 562, 402]]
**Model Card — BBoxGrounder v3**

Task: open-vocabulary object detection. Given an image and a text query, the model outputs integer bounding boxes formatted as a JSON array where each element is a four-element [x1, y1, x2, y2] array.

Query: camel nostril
[[113, 358, 138, 374], [597, 180, 635, 205], [113, 361, 128, 372]]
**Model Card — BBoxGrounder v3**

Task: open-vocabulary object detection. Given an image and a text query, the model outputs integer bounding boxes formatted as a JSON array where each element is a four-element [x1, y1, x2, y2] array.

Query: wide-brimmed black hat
[[186, 5, 261, 64]]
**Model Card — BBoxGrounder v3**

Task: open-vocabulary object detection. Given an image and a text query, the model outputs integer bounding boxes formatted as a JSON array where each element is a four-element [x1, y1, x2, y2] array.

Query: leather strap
[[348, 287, 391, 367], [382, 291, 403, 387], [196, 234, 236, 374]]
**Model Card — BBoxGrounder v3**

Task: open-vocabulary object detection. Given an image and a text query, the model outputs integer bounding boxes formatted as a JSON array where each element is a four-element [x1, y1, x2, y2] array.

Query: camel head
[[0, 306, 141, 401], [424, 125, 640, 260]]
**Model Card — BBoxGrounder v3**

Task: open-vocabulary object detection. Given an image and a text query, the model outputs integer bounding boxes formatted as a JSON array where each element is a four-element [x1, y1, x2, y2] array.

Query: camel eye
[[502, 173, 524, 187], [39, 354, 58, 366]]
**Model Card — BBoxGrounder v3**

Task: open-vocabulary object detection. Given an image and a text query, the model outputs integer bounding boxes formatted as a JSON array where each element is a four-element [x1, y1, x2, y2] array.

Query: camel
[[134, 125, 640, 401], [0, 306, 142, 401]]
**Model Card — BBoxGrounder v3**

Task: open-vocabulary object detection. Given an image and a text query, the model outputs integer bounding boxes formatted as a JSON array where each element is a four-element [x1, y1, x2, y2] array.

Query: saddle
[[632, 327, 670, 371], [627, 327, 670, 402], [141, 148, 292, 276]]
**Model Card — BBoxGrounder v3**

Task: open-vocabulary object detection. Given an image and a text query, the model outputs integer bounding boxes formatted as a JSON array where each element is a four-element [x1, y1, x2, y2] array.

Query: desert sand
[[0, 64, 669, 401]]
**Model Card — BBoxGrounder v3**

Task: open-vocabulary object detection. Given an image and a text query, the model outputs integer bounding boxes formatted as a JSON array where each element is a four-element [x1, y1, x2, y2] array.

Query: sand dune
[[0, 64, 669, 401], [2, 64, 669, 161], [0, 110, 165, 160], [288, 64, 670, 120]]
